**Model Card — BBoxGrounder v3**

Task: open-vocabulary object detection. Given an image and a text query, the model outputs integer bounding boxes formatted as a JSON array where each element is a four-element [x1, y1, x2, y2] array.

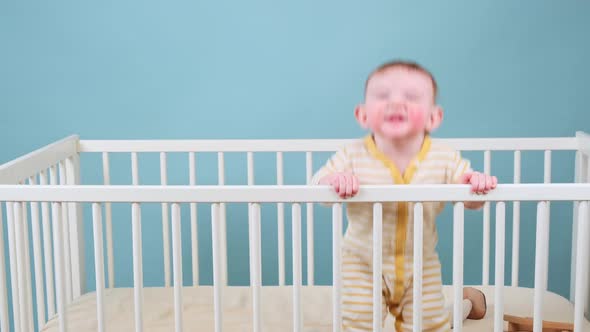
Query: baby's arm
[[317, 172, 359, 199], [448, 151, 497, 210], [455, 172, 498, 210], [310, 147, 359, 199]]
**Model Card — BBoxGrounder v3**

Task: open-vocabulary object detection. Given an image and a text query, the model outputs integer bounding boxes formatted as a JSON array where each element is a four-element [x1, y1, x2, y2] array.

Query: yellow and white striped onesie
[[311, 135, 471, 332]]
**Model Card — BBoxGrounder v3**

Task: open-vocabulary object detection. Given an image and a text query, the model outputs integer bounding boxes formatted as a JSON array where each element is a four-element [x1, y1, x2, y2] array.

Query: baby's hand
[[460, 172, 497, 194], [320, 172, 359, 199]]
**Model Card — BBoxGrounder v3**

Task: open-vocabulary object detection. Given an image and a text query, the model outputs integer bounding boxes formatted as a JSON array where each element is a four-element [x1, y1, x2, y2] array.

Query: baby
[[311, 60, 496, 331]]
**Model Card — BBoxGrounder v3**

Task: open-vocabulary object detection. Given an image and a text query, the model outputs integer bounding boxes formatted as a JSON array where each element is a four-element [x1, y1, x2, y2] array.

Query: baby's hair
[[365, 60, 438, 101]]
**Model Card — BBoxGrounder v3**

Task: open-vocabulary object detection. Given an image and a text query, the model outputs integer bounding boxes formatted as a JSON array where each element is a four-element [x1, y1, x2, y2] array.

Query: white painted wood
[[52, 203, 67, 332], [533, 201, 549, 332], [131, 152, 139, 186], [58, 161, 73, 304], [412, 203, 423, 332], [188, 152, 199, 286], [570, 151, 581, 301], [28, 177, 46, 327], [276, 152, 285, 286], [0, 203, 9, 332], [40, 170, 56, 317], [494, 202, 506, 332], [65, 155, 83, 299], [574, 201, 589, 332], [249, 203, 262, 332], [217, 153, 228, 285], [332, 203, 342, 332], [373, 203, 382, 332], [483, 151, 491, 286], [512, 151, 521, 287], [3, 184, 590, 203], [0, 135, 78, 184], [6, 202, 21, 332], [306, 152, 314, 286], [171, 203, 183, 332], [79, 137, 577, 153], [102, 152, 115, 289], [544, 150, 552, 183], [92, 203, 106, 332], [132, 203, 144, 332], [292, 203, 302, 332], [453, 203, 465, 332], [211, 204, 222, 332], [160, 152, 171, 288], [15, 203, 32, 332], [20, 200, 34, 332]]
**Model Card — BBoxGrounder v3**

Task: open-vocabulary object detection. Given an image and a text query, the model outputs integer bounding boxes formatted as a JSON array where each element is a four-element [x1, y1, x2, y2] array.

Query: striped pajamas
[[311, 135, 471, 332]]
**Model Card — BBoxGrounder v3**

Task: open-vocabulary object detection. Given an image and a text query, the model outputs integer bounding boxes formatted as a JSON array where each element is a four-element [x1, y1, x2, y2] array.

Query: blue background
[[1, 1, 590, 329]]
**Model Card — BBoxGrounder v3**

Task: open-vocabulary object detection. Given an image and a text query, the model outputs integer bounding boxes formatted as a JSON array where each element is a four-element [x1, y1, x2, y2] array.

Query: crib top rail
[[0, 135, 79, 184], [1, 183, 590, 203], [80, 136, 580, 152]]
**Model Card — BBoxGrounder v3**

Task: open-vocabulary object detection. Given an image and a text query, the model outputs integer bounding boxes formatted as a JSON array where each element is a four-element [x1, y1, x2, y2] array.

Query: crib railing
[[1, 184, 590, 332], [79, 134, 581, 292], [0, 135, 85, 332], [1, 132, 590, 332]]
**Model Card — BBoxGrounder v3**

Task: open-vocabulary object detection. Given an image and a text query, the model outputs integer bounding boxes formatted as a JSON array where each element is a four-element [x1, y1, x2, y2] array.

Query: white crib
[[1, 133, 590, 332]]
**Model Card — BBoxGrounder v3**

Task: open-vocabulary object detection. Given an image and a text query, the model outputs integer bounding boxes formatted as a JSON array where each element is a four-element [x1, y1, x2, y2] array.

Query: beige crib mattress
[[41, 285, 589, 332]]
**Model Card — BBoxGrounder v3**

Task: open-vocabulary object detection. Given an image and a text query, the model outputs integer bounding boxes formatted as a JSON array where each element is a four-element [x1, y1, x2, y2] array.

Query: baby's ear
[[426, 106, 443, 132], [354, 105, 369, 128]]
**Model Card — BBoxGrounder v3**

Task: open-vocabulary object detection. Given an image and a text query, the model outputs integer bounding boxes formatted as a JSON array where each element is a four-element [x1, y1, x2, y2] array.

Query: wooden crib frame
[[1, 132, 590, 332]]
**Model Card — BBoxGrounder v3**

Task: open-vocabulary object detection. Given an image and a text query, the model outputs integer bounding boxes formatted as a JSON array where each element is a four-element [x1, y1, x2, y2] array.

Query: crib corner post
[[66, 152, 85, 298]]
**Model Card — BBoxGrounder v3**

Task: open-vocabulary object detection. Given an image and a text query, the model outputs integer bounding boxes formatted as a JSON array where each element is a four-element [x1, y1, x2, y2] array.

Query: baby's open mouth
[[386, 114, 406, 122]]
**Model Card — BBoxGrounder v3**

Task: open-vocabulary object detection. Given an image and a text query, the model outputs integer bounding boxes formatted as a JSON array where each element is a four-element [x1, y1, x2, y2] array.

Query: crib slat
[[131, 152, 139, 185], [412, 203, 423, 332], [533, 201, 549, 332], [570, 152, 581, 301], [211, 203, 222, 332], [52, 202, 67, 332], [512, 151, 521, 287], [544, 150, 551, 183], [373, 203, 382, 332], [332, 203, 342, 332], [6, 202, 21, 332], [65, 156, 83, 300], [21, 200, 35, 331], [0, 203, 9, 332], [482, 150, 491, 286], [249, 203, 262, 332], [15, 203, 32, 332], [58, 161, 73, 304], [453, 202, 464, 332], [29, 177, 46, 327], [45, 169, 57, 315], [217, 153, 228, 285], [574, 202, 589, 332], [573, 201, 589, 332], [247, 152, 254, 185], [132, 203, 144, 332], [247, 151, 261, 328], [276, 152, 285, 286], [494, 202, 506, 332], [102, 152, 115, 289], [292, 203, 302, 332], [92, 203, 106, 332], [306, 152, 314, 286], [188, 152, 199, 286], [161, 152, 171, 288], [171, 203, 184, 332]]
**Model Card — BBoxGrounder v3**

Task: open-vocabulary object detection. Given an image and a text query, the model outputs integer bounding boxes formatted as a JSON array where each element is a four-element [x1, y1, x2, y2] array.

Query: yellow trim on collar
[[363, 135, 432, 184]]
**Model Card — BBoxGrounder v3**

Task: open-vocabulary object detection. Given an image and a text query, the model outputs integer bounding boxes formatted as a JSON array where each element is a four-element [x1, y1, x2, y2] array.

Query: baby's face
[[362, 67, 437, 141]]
